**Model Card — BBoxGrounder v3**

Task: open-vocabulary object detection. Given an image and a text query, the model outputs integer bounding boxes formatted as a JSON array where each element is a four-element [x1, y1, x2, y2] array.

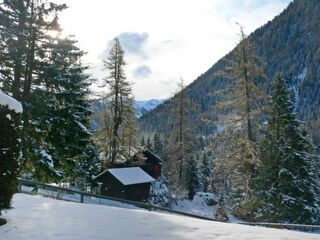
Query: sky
[[52, 0, 292, 100]]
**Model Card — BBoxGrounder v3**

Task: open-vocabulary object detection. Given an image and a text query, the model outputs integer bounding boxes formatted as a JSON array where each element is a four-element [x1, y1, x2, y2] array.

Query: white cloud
[[52, 0, 292, 100]]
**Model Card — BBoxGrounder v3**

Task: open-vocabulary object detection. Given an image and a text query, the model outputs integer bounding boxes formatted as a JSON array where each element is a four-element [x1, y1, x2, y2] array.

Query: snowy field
[[0, 194, 319, 240]]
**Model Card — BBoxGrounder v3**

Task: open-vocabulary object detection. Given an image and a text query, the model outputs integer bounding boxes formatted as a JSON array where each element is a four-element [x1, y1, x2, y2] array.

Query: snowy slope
[[134, 99, 164, 117], [0, 194, 319, 240]]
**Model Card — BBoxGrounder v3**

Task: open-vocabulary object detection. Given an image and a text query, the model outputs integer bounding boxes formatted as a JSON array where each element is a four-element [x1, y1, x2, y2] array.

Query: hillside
[[139, 0, 320, 138], [0, 194, 319, 240], [134, 99, 164, 117]]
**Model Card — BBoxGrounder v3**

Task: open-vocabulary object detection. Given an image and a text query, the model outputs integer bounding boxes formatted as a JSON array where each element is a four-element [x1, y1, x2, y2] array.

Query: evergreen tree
[[153, 133, 163, 155], [198, 151, 213, 192], [255, 72, 320, 224], [184, 155, 200, 199], [215, 192, 228, 222], [36, 36, 98, 182], [146, 136, 153, 151], [140, 136, 145, 147], [0, 1, 97, 183], [94, 38, 137, 166], [0, 94, 22, 215], [161, 133, 169, 163]]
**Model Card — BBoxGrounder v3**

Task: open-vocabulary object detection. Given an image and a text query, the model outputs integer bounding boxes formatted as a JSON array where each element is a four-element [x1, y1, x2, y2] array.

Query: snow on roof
[[108, 167, 155, 185], [109, 146, 162, 165], [113, 146, 144, 164], [0, 91, 23, 113]]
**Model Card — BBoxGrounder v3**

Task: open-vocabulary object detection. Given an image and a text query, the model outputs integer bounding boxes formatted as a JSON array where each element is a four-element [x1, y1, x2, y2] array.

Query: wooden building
[[133, 148, 162, 180], [105, 147, 163, 180], [94, 167, 155, 201]]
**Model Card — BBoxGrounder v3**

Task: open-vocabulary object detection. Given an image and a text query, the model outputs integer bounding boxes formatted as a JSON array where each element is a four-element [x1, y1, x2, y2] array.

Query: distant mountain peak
[[134, 99, 165, 118]]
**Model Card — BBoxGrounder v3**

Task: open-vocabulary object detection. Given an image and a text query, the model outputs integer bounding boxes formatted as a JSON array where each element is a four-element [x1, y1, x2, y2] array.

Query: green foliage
[[0, 105, 21, 215], [254, 73, 320, 224], [153, 133, 163, 155], [0, 1, 97, 183], [198, 151, 213, 192], [146, 136, 153, 151], [184, 156, 200, 199]]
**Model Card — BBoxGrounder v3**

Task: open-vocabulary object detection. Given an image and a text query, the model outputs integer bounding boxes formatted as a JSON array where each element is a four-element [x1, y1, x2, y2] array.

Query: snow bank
[[173, 193, 217, 219], [0, 91, 22, 113], [1, 194, 318, 240]]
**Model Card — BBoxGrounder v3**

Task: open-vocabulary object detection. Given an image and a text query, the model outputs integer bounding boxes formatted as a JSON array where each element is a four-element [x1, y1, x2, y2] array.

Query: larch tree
[[167, 78, 199, 196], [255, 72, 320, 224], [212, 24, 267, 216], [94, 38, 137, 166]]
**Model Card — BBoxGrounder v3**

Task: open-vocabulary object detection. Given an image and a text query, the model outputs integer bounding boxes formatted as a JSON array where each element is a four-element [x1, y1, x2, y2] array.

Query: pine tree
[[146, 136, 153, 151], [153, 133, 163, 155], [184, 155, 200, 199], [94, 38, 137, 166], [198, 151, 213, 192], [0, 1, 97, 183], [0, 94, 22, 215], [37, 36, 98, 182], [255, 72, 320, 224], [140, 136, 145, 147]]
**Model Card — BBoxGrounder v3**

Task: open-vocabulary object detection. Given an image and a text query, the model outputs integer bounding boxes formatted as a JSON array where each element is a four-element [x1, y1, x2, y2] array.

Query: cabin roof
[[95, 167, 155, 186], [101, 146, 163, 165]]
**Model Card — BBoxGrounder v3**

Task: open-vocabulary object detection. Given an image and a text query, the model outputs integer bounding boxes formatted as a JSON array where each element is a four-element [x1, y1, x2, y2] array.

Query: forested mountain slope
[[139, 0, 320, 138]]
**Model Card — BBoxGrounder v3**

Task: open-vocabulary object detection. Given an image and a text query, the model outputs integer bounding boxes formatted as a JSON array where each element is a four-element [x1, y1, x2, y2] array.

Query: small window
[[105, 186, 108, 191], [155, 165, 159, 171]]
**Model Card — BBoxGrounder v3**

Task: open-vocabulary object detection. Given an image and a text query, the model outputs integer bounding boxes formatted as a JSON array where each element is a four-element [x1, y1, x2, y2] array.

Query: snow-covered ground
[[172, 192, 217, 219], [172, 192, 242, 222], [0, 194, 319, 240]]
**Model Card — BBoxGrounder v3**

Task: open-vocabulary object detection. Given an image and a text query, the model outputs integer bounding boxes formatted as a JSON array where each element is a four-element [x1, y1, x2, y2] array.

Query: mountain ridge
[[138, 0, 320, 142]]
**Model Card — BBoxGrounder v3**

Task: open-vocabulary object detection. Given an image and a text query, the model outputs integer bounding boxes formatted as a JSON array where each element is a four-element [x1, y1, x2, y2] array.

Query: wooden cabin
[[94, 167, 155, 201], [103, 147, 163, 179], [133, 148, 162, 180]]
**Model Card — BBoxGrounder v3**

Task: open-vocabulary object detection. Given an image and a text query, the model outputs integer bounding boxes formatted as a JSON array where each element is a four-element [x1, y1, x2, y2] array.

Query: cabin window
[[155, 164, 159, 172]]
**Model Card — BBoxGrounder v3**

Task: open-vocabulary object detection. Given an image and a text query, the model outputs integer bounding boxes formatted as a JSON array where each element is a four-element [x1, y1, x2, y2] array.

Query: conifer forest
[[1, 0, 320, 227]]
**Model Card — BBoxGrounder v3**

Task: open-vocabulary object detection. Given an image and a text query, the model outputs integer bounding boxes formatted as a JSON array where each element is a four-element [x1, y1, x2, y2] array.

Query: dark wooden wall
[[97, 172, 151, 201]]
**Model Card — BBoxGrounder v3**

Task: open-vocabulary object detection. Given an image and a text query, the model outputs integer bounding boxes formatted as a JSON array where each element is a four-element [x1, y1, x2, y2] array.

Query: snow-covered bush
[[0, 92, 22, 215], [147, 176, 173, 208], [193, 192, 218, 206]]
